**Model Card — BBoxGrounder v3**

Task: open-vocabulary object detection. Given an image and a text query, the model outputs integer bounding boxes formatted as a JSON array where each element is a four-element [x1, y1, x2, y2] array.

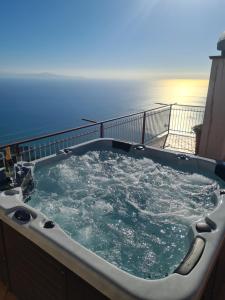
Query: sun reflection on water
[[146, 79, 209, 107]]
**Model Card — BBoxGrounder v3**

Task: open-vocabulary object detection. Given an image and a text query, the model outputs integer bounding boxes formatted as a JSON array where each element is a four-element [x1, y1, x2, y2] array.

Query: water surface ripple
[[29, 151, 218, 279]]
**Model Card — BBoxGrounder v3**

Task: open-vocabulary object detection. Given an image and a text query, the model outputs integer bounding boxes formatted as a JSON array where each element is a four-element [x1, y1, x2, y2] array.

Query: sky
[[0, 0, 225, 80]]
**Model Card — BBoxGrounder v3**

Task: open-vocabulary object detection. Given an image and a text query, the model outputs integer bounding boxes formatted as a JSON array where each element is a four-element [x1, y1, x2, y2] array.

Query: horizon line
[[0, 69, 209, 81]]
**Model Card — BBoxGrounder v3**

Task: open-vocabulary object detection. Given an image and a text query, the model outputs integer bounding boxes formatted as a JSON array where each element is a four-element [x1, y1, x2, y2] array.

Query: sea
[[0, 77, 208, 145]]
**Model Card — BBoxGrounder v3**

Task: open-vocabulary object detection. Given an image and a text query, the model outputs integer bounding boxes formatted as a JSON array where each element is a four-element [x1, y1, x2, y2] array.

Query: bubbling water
[[29, 151, 218, 279]]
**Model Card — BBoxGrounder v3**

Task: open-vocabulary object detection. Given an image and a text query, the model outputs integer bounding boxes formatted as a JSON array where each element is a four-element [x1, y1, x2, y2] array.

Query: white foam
[[29, 150, 219, 279]]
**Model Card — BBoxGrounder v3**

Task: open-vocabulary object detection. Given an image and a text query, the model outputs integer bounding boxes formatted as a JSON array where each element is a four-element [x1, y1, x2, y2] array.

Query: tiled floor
[[147, 133, 196, 154], [164, 133, 195, 154], [0, 281, 17, 300]]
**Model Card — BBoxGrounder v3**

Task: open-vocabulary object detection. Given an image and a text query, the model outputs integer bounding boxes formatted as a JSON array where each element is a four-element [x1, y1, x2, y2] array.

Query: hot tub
[[0, 138, 225, 300]]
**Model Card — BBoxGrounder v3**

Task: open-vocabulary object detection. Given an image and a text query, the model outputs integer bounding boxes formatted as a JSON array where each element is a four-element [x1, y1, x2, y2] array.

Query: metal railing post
[[141, 111, 146, 144], [168, 104, 173, 133], [100, 123, 104, 138], [162, 104, 173, 149]]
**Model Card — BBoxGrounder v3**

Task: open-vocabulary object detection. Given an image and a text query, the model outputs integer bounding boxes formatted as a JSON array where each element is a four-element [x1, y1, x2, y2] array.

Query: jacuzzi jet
[[135, 145, 146, 151], [44, 220, 55, 229], [57, 149, 72, 155], [14, 209, 31, 223], [176, 154, 190, 160], [63, 148, 72, 154]]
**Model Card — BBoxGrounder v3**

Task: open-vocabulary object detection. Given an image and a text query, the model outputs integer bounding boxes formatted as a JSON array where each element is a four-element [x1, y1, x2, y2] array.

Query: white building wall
[[199, 57, 225, 160]]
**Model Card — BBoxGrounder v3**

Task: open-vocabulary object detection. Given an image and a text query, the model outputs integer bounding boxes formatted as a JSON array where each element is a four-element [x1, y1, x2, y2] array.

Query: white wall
[[199, 57, 225, 160]]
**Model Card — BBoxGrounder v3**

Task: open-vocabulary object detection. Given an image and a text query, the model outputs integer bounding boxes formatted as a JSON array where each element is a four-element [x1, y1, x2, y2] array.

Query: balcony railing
[[164, 104, 205, 153], [0, 104, 205, 167]]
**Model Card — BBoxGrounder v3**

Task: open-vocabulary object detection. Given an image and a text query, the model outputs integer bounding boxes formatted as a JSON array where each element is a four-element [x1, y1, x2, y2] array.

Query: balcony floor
[[148, 133, 195, 154], [165, 133, 195, 154]]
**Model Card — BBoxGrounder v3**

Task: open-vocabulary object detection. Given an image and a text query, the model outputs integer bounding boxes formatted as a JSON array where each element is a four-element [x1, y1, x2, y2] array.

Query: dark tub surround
[[0, 221, 108, 300]]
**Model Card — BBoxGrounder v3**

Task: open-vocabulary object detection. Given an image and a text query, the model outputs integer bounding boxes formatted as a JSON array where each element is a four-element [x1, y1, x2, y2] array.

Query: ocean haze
[[0, 77, 208, 145]]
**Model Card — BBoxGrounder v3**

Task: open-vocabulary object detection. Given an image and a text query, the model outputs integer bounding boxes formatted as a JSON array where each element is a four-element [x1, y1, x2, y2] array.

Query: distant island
[[0, 71, 85, 80]]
